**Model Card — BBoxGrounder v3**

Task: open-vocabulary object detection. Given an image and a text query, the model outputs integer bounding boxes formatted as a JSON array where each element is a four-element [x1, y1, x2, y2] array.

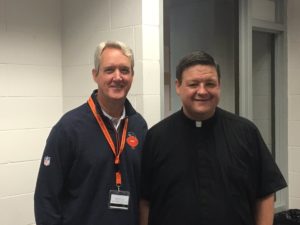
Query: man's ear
[[92, 69, 98, 81], [175, 79, 180, 95]]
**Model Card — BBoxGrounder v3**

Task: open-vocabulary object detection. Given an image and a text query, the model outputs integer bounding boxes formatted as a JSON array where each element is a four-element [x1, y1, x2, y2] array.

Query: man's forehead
[[100, 48, 129, 58], [183, 65, 217, 75], [102, 64, 131, 68]]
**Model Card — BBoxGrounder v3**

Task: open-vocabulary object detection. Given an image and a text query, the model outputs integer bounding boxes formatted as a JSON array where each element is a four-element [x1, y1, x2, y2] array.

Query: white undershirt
[[101, 108, 126, 130]]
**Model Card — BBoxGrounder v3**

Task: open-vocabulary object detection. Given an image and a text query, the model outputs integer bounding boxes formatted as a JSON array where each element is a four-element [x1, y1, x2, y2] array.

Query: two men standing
[[34, 43, 286, 225]]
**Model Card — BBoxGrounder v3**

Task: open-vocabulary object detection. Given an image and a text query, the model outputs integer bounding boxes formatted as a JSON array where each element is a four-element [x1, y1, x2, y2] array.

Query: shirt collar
[[101, 107, 126, 130]]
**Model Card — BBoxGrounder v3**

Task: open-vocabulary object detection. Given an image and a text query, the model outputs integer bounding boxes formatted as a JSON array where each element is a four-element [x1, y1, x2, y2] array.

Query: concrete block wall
[[287, 0, 300, 209], [3, 0, 299, 224], [62, 0, 161, 127], [0, 0, 62, 224]]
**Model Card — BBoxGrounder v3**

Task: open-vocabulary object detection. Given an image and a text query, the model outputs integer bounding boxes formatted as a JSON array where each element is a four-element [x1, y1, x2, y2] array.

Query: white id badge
[[108, 190, 130, 210]]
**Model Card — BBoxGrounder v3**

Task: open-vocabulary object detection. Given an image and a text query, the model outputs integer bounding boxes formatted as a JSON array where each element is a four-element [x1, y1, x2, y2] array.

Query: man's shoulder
[[61, 103, 89, 122], [53, 103, 91, 131], [216, 107, 258, 131]]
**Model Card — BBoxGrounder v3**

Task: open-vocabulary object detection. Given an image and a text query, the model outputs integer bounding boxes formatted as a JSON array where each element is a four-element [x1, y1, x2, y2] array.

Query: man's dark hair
[[176, 51, 220, 83]]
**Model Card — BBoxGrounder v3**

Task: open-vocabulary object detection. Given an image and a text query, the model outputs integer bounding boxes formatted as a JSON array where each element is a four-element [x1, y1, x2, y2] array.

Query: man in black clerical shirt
[[139, 51, 287, 225]]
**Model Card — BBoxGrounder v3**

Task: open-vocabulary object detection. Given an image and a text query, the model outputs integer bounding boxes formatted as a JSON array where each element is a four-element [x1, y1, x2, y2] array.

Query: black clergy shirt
[[141, 108, 287, 225]]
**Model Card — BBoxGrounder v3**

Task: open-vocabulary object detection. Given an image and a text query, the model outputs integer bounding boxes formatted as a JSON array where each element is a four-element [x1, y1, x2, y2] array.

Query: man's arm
[[34, 124, 72, 225], [140, 199, 150, 225], [255, 193, 275, 225]]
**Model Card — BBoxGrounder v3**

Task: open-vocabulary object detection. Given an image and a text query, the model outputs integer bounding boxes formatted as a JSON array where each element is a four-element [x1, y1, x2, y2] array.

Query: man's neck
[[96, 94, 125, 118]]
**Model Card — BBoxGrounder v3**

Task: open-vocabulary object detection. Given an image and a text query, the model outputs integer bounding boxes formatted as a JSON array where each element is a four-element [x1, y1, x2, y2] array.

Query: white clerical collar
[[101, 107, 126, 130], [195, 121, 202, 127]]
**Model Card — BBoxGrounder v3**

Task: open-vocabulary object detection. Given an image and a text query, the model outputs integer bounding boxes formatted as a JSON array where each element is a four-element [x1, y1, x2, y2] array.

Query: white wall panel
[[0, 98, 62, 130], [6, 0, 60, 33], [288, 0, 300, 209], [287, 0, 300, 42], [135, 94, 145, 119], [134, 26, 143, 61], [0, 64, 62, 97], [289, 95, 300, 121], [0, 128, 50, 163], [62, 31, 92, 66], [288, 26, 300, 44], [141, 26, 160, 60], [111, 0, 141, 28], [134, 25, 160, 61], [288, 70, 300, 95], [0, 194, 35, 225], [289, 147, 300, 173], [142, 0, 159, 25], [62, 65, 96, 97], [136, 95, 160, 127], [288, 121, 300, 147], [0, 161, 39, 198], [289, 172, 300, 198], [130, 60, 143, 95], [289, 197, 300, 209], [63, 0, 110, 34], [142, 60, 160, 95], [287, 42, 300, 75], [0, 31, 61, 66], [89, 28, 136, 54]]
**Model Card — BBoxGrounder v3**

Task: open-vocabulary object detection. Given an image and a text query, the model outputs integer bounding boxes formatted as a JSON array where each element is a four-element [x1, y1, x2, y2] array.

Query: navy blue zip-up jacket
[[34, 90, 148, 225]]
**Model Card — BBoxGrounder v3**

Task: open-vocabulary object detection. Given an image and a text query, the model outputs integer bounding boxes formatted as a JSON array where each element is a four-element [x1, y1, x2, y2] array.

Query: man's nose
[[113, 69, 122, 80], [196, 84, 208, 94]]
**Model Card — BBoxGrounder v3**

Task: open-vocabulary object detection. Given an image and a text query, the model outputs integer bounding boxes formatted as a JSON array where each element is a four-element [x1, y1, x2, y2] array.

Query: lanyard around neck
[[88, 97, 128, 187]]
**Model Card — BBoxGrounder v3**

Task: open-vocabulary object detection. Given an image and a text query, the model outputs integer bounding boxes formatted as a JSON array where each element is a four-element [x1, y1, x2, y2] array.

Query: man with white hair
[[34, 41, 147, 225]]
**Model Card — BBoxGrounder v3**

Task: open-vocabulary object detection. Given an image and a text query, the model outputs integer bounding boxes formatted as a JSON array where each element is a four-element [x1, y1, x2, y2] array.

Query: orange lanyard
[[88, 97, 128, 188]]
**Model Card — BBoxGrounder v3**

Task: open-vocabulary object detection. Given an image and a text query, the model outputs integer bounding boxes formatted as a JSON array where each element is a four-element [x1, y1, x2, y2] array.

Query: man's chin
[[191, 107, 213, 117], [109, 95, 126, 101], [107, 90, 126, 98]]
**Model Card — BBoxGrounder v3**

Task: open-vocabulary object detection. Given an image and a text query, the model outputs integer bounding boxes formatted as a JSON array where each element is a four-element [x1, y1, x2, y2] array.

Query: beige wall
[[0, 0, 62, 224], [1, 0, 300, 224], [287, 0, 300, 209]]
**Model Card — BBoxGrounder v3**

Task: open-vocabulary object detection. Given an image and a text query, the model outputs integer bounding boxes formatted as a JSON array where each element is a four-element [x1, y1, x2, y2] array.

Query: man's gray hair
[[94, 41, 134, 73]]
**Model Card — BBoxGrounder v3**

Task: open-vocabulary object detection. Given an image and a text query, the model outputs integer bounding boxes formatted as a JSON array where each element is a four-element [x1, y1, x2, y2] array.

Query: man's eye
[[104, 67, 115, 73], [188, 83, 198, 87], [206, 82, 216, 87], [120, 67, 130, 74]]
